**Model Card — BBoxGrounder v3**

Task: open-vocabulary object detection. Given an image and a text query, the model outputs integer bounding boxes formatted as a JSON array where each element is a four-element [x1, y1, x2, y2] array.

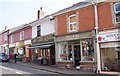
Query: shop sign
[[98, 30, 120, 43], [18, 41, 24, 46], [32, 34, 54, 44]]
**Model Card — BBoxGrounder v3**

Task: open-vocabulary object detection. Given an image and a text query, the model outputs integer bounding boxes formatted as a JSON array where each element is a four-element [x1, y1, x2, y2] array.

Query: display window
[[81, 39, 94, 61], [59, 42, 72, 61], [101, 47, 120, 72], [58, 39, 94, 62]]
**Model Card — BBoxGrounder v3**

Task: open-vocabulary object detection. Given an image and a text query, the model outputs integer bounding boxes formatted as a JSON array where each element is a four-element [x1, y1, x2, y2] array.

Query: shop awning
[[28, 44, 54, 49]]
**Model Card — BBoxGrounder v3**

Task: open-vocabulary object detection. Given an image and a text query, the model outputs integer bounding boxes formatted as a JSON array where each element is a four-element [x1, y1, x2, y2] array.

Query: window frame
[[68, 14, 78, 32], [114, 2, 120, 24], [37, 25, 41, 37], [11, 35, 14, 43], [20, 31, 24, 40]]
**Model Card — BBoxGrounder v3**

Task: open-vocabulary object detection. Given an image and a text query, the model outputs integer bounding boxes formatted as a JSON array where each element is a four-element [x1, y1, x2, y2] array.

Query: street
[[0, 62, 64, 76]]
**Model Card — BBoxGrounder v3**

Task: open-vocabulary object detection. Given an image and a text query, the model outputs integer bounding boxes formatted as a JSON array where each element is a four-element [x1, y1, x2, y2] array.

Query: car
[[0, 53, 9, 62]]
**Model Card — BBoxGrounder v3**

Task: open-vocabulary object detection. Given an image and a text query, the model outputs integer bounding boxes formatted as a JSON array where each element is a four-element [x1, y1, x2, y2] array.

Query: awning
[[28, 44, 54, 49]]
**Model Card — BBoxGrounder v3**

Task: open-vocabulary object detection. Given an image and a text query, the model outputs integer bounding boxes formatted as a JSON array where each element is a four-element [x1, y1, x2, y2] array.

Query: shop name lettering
[[32, 34, 54, 43], [106, 33, 120, 40]]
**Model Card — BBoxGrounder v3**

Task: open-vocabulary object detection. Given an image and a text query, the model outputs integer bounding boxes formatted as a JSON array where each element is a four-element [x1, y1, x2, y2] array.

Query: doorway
[[74, 42, 81, 66]]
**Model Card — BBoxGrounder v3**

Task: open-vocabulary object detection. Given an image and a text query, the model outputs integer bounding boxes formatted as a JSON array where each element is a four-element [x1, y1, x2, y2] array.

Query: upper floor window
[[68, 14, 78, 32], [114, 3, 120, 24], [37, 25, 41, 36], [11, 35, 14, 43], [4, 33, 7, 41], [20, 31, 24, 40]]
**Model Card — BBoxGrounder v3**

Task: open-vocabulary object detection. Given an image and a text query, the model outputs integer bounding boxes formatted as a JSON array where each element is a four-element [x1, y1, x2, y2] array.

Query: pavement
[[16, 61, 95, 75]]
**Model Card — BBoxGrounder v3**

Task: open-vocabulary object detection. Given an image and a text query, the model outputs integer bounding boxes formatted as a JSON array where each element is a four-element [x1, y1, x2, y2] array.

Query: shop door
[[74, 42, 81, 66]]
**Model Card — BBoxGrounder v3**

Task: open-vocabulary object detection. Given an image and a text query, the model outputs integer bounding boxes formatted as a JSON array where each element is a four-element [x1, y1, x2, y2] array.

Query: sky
[[0, 0, 85, 31]]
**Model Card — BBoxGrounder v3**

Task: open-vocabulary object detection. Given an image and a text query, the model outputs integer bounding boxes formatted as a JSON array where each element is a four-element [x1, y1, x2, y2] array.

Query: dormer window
[[114, 2, 120, 24]]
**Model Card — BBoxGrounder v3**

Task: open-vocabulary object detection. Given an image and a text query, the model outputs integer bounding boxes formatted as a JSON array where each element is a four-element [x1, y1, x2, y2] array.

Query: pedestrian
[[9, 53, 13, 62], [14, 53, 18, 63]]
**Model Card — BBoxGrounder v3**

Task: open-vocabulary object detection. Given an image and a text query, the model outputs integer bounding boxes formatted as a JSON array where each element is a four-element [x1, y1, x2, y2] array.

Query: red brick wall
[[56, 2, 115, 36], [98, 2, 114, 30], [78, 5, 95, 32], [57, 14, 67, 35]]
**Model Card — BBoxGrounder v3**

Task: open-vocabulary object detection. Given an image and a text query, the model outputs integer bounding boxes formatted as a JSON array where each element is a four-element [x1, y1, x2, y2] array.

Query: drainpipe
[[93, 2, 101, 74]]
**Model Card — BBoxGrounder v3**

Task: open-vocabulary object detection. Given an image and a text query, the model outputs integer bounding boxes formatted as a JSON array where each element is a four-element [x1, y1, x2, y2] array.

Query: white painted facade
[[31, 16, 55, 38]]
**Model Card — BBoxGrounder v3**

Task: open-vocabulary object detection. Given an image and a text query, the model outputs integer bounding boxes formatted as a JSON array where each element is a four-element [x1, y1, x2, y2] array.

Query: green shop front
[[29, 34, 55, 65]]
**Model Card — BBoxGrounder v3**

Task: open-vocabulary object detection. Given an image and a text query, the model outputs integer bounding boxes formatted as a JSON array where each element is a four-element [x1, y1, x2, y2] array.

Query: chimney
[[37, 7, 45, 20]]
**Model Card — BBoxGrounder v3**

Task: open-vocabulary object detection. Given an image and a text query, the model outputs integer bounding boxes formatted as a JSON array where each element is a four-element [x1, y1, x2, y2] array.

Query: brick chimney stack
[[37, 7, 45, 20]]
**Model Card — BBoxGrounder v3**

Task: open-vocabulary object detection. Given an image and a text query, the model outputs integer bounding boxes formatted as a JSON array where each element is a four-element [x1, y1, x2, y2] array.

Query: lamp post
[[92, 1, 101, 74]]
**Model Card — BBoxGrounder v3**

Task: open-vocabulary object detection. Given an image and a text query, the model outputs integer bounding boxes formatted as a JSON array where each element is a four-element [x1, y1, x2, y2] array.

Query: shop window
[[37, 25, 41, 37], [68, 14, 78, 32], [59, 42, 73, 61], [20, 31, 24, 40], [81, 40, 94, 61], [114, 2, 120, 24], [101, 48, 120, 72]]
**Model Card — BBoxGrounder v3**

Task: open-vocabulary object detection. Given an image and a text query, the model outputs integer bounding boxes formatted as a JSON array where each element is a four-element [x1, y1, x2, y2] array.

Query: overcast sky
[[0, 0, 85, 31]]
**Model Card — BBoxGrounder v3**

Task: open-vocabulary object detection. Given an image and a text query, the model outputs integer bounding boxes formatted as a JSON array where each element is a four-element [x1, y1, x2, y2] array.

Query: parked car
[[0, 53, 9, 62]]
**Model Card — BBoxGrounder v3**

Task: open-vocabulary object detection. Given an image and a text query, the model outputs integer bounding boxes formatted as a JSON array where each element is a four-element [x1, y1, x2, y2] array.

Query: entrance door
[[74, 42, 81, 66]]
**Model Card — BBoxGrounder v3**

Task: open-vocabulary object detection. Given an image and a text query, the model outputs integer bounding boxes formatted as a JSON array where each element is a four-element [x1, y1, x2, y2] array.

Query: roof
[[52, 2, 90, 16], [8, 24, 31, 35]]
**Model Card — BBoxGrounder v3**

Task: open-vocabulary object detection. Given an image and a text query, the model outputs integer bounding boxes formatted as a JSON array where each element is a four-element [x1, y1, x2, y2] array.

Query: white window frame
[[114, 2, 120, 24], [11, 35, 14, 43], [4, 33, 7, 41], [68, 14, 78, 32], [20, 31, 24, 40]]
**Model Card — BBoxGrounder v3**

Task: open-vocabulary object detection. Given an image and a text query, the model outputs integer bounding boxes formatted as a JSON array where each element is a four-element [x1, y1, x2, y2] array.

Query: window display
[[81, 40, 94, 61], [101, 48, 120, 72], [59, 42, 73, 61]]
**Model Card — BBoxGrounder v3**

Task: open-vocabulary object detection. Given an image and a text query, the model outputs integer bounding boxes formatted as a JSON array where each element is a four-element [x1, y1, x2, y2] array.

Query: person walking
[[14, 53, 18, 63]]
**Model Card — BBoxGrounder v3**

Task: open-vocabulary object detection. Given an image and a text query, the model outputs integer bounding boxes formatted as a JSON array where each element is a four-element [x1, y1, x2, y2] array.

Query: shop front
[[29, 34, 55, 65], [55, 31, 96, 70], [17, 41, 25, 61], [98, 29, 120, 74]]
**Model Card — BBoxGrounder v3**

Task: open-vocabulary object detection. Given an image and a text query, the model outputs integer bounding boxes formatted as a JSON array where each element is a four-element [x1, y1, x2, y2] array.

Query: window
[[114, 3, 120, 23], [11, 35, 14, 43], [101, 47, 120, 71], [68, 14, 78, 32], [59, 42, 73, 61], [37, 25, 41, 36], [4, 33, 7, 41], [20, 31, 24, 40], [81, 40, 94, 61]]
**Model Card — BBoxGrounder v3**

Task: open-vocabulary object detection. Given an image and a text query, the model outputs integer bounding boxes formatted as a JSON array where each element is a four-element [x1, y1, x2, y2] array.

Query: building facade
[[97, 2, 120, 74], [55, 2, 96, 70], [29, 15, 55, 65], [0, 30, 9, 54], [55, 1, 120, 73], [8, 24, 32, 61]]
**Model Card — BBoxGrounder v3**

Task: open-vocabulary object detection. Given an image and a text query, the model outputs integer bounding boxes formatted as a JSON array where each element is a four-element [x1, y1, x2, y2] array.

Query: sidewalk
[[17, 61, 95, 75]]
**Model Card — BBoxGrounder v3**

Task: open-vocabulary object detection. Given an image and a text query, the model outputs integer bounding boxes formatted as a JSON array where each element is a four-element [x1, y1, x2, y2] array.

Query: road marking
[[0, 66, 8, 70], [16, 71, 23, 74]]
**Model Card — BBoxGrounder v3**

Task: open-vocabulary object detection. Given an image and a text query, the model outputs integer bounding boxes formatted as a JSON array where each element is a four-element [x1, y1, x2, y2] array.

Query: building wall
[[41, 20, 55, 36], [0, 31, 9, 45], [24, 27, 32, 40], [56, 2, 115, 36], [32, 17, 55, 38], [9, 26, 32, 44]]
